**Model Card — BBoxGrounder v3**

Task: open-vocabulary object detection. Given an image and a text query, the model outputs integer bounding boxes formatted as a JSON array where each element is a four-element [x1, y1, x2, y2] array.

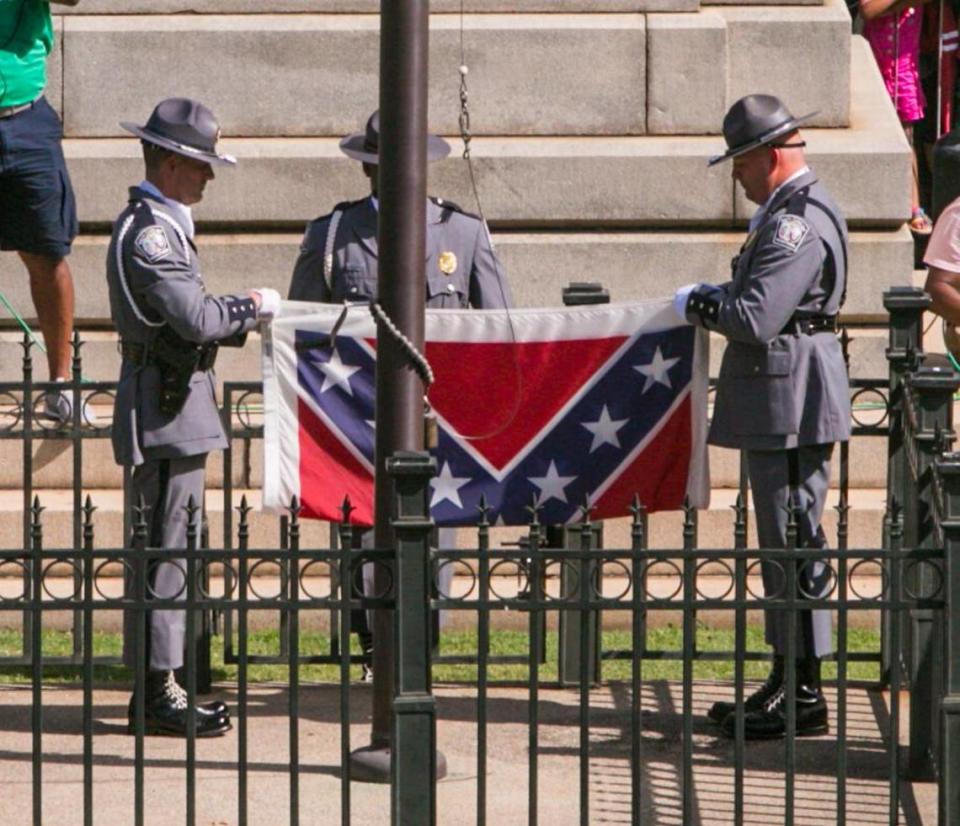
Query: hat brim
[[339, 132, 452, 164], [121, 122, 237, 166], [707, 110, 818, 167]]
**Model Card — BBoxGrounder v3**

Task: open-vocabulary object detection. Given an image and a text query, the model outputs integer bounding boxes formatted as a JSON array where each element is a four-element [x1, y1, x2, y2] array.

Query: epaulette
[[430, 196, 480, 222], [314, 198, 367, 224]]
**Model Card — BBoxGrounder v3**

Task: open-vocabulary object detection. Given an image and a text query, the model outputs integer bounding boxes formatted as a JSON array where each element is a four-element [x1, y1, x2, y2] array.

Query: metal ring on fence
[[903, 559, 945, 601], [0, 392, 22, 431], [40, 559, 82, 602], [850, 386, 890, 429], [299, 559, 336, 600], [541, 558, 578, 602], [350, 556, 393, 600], [797, 559, 839, 600], [246, 558, 286, 600], [94, 558, 133, 601], [195, 559, 235, 599], [591, 558, 632, 601], [488, 559, 528, 601], [234, 389, 265, 432], [745, 558, 785, 600], [848, 558, 887, 600], [144, 557, 188, 601], [435, 559, 475, 600], [694, 558, 735, 601], [641, 559, 683, 603], [0, 559, 27, 601]]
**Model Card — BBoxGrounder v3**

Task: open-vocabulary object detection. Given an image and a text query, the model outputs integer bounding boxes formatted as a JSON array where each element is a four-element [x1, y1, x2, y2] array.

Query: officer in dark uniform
[[288, 111, 513, 677], [674, 95, 850, 739], [108, 98, 280, 736]]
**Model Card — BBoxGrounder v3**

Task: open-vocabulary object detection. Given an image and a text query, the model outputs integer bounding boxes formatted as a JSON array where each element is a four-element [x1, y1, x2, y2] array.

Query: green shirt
[[0, 1, 53, 107]]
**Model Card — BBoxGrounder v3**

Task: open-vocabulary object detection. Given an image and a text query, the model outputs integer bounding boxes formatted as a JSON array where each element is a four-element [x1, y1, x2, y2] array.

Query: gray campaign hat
[[708, 94, 816, 166], [339, 111, 451, 165], [121, 98, 237, 166]]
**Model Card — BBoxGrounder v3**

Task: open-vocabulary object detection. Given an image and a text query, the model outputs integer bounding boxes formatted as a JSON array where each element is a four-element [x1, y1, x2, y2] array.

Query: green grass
[[0, 624, 881, 686]]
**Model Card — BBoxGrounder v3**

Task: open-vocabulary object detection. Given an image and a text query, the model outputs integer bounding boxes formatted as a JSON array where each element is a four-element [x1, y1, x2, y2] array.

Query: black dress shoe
[[128, 671, 232, 737], [721, 683, 828, 740], [128, 693, 229, 721], [707, 656, 783, 725]]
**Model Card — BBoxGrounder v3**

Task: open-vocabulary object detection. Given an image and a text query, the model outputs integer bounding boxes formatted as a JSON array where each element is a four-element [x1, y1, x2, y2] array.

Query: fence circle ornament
[[488, 559, 528, 601], [0, 560, 27, 600], [41, 559, 82, 602], [299, 559, 335, 600], [591, 558, 632, 601], [848, 558, 888, 600], [0, 392, 22, 431], [94, 558, 133, 601], [196, 560, 236, 599], [745, 559, 786, 600], [797, 559, 838, 600], [144, 558, 188, 600], [350, 557, 393, 600], [234, 390, 265, 431], [903, 559, 945, 601], [435, 559, 475, 600], [850, 387, 890, 429], [246, 558, 286, 600], [542, 558, 579, 602], [83, 389, 115, 431], [694, 559, 735, 601], [641, 559, 683, 602]]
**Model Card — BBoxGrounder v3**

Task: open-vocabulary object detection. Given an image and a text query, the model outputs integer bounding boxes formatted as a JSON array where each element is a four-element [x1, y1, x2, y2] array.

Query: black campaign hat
[[339, 111, 451, 165], [120, 98, 236, 166], [708, 94, 816, 167]]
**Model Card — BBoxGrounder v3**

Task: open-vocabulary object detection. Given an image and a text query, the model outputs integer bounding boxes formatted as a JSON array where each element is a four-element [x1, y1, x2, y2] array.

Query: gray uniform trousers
[[746, 444, 834, 659], [123, 454, 206, 672]]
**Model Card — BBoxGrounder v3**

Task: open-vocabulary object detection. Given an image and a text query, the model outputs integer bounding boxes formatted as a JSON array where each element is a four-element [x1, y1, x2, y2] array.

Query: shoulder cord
[[322, 208, 343, 297]]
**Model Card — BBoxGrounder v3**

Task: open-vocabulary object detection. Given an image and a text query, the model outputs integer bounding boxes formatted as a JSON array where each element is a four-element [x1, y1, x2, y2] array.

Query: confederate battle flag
[[262, 300, 710, 526]]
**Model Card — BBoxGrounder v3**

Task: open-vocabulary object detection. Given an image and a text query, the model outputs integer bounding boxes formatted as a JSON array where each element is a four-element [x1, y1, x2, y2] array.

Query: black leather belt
[[780, 314, 839, 336], [120, 340, 218, 370]]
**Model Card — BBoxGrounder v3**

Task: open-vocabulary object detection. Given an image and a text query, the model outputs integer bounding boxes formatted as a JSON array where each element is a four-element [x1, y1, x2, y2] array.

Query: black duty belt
[[120, 340, 218, 371], [780, 314, 839, 336]]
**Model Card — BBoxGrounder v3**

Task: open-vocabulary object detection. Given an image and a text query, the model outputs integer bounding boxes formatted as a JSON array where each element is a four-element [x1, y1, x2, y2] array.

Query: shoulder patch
[[772, 214, 810, 254], [134, 225, 172, 262]]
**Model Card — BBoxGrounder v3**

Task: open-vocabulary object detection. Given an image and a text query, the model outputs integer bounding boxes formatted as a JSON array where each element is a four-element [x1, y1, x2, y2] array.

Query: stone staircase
[[0, 0, 914, 550]]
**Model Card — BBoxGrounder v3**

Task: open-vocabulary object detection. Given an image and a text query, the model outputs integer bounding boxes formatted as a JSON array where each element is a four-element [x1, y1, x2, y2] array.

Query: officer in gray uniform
[[289, 111, 512, 677], [108, 98, 280, 737], [674, 95, 850, 739]]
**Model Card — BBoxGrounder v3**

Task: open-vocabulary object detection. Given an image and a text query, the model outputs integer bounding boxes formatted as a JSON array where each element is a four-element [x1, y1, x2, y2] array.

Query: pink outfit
[[863, 6, 926, 124]]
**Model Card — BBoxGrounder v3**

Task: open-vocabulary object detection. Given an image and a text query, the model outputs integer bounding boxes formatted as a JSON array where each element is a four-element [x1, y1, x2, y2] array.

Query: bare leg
[[19, 251, 75, 380]]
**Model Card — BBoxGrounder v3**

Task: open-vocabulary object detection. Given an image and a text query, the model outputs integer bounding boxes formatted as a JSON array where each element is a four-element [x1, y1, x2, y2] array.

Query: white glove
[[672, 283, 699, 322], [252, 288, 282, 319]]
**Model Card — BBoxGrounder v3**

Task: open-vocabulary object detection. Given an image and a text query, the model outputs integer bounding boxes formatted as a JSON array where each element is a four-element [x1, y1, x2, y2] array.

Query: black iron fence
[[1, 287, 959, 824]]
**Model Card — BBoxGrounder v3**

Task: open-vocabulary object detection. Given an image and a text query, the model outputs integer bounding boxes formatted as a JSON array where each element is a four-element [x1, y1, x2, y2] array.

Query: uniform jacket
[[686, 170, 851, 450], [288, 196, 512, 309], [106, 187, 259, 467]]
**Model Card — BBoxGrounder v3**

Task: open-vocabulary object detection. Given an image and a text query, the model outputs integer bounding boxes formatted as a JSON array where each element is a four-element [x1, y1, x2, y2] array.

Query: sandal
[[910, 207, 933, 235]]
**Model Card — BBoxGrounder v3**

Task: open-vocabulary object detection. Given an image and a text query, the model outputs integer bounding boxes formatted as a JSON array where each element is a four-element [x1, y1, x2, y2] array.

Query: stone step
[[54, 3, 849, 138], [0, 487, 887, 552], [49, 37, 907, 231], [0, 224, 913, 328], [56, 1, 825, 16]]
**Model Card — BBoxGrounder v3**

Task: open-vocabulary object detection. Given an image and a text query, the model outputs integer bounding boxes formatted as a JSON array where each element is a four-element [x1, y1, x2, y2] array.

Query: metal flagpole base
[[348, 744, 448, 783]]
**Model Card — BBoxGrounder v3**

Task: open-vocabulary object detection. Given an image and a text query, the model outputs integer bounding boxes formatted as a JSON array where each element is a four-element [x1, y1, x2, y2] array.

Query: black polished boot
[[721, 657, 828, 740], [707, 656, 783, 725], [128, 670, 232, 737]]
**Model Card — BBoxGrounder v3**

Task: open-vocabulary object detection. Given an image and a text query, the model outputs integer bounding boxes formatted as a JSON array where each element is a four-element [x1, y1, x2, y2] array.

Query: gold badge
[[438, 251, 458, 275]]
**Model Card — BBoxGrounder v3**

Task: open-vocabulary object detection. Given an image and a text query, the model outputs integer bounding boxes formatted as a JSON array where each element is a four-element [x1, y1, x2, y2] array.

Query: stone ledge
[[63, 14, 646, 138], [0, 227, 912, 325]]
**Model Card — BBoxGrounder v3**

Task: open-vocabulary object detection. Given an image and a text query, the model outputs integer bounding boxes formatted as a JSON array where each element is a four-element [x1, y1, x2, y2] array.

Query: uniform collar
[[748, 166, 814, 232], [369, 195, 444, 223], [137, 179, 196, 240]]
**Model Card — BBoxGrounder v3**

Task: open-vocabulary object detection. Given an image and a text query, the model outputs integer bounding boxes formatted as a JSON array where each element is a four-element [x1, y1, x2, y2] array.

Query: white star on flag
[[633, 347, 680, 393], [529, 460, 577, 507], [430, 462, 471, 509], [581, 405, 629, 453], [318, 349, 362, 396]]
